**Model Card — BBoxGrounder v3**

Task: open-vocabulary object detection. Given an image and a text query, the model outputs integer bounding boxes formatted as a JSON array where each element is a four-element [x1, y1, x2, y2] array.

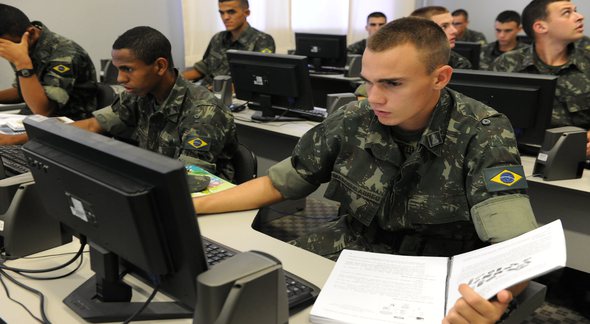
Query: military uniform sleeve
[[40, 57, 79, 108], [193, 40, 215, 75], [176, 103, 237, 174], [490, 52, 514, 72], [93, 94, 134, 136], [347, 40, 365, 55], [252, 33, 276, 53], [464, 114, 537, 243]]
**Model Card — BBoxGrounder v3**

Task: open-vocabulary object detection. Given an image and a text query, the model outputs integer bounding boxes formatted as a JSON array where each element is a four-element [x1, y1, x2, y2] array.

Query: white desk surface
[[0, 209, 334, 324], [233, 108, 319, 138], [521, 155, 590, 192]]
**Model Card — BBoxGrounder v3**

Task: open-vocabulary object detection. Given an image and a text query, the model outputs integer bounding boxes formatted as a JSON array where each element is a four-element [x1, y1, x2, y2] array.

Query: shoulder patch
[[184, 136, 209, 150], [259, 48, 272, 54], [51, 63, 73, 76], [483, 165, 527, 192]]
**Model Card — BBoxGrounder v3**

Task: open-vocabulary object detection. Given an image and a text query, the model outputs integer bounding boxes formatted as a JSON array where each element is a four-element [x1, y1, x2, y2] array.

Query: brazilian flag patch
[[483, 165, 527, 192], [185, 136, 208, 150], [259, 48, 272, 54], [51, 63, 72, 76]]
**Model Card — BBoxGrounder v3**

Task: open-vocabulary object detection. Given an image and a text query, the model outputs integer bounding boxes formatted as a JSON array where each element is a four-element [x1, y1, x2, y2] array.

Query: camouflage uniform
[[193, 25, 275, 87], [13, 21, 97, 120], [269, 88, 537, 260], [479, 41, 530, 70], [491, 44, 590, 129], [449, 50, 472, 69], [457, 28, 487, 45], [575, 35, 590, 52], [347, 39, 367, 55], [93, 71, 238, 181]]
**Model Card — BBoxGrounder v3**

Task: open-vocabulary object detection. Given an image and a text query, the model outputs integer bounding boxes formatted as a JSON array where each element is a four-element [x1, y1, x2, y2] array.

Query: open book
[[185, 164, 235, 197], [310, 220, 566, 324]]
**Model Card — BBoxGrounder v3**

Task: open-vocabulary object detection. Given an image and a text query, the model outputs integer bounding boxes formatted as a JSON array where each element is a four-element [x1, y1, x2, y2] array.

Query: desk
[[232, 111, 590, 273], [0, 209, 335, 324]]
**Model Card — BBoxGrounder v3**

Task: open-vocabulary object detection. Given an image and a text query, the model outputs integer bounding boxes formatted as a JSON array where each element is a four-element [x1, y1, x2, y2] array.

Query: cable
[[0, 239, 86, 274], [122, 275, 161, 324], [16, 252, 84, 280], [0, 268, 51, 324], [0, 271, 44, 324]]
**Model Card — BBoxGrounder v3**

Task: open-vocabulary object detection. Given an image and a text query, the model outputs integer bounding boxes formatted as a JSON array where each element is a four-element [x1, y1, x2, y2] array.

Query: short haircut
[[411, 6, 449, 20], [368, 17, 450, 74], [219, 0, 249, 9], [452, 9, 469, 19], [496, 10, 521, 25], [112, 26, 174, 69], [522, 0, 565, 37], [0, 4, 31, 37], [367, 11, 387, 23]]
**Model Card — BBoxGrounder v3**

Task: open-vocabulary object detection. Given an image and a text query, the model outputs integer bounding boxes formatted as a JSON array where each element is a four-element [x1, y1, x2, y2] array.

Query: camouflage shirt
[[93, 71, 238, 180], [479, 41, 530, 70], [13, 21, 97, 120], [575, 35, 590, 52], [449, 50, 472, 69], [193, 25, 275, 87], [347, 39, 367, 55], [457, 28, 487, 45], [270, 89, 536, 259], [491, 44, 590, 129]]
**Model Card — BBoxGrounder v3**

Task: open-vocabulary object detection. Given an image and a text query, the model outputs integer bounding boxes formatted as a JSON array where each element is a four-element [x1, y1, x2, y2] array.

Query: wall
[[424, 0, 590, 42], [0, 0, 184, 89]]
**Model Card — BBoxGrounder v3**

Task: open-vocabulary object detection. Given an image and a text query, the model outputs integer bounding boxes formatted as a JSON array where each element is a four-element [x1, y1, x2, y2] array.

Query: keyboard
[[248, 103, 327, 123], [202, 237, 320, 313], [0, 145, 29, 176]]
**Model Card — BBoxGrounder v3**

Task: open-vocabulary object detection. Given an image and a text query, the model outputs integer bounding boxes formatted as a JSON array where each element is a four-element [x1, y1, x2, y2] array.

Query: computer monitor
[[21, 116, 208, 322], [227, 50, 321, 122], [448, 69, 558, 155], [294, 33, 347, 72], [453, 41, 481, 70]]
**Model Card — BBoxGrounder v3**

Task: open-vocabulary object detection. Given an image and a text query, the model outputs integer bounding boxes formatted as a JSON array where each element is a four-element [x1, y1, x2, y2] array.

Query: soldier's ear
[[433, 65, 452, 90], [154, 57, 169, 76], [532, 20, 547, 35]]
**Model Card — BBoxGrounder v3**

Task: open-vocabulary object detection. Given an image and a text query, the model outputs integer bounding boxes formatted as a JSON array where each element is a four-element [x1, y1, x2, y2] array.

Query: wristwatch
[[16, 69, 34, 78]]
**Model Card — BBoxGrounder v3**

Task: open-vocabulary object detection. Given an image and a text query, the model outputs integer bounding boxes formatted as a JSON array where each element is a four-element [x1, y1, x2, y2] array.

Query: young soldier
[[479, 10, 530, 70], [452, 9, 488, 45], [347, 12, 387, 55], [0, 4, 97, 120], [491, 0, 590, 157], [195, 17, 537, 323], [182, 0, 275, 87], [0, 26, 238, 180]]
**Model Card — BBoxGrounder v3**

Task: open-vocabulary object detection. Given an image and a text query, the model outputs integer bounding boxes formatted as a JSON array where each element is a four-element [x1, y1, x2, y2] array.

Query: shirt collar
[[149, 69, 187, 118], [222, 24, 255, 47]]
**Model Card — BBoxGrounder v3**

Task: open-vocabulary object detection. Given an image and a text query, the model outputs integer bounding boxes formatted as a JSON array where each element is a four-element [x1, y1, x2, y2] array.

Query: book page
[[185, 164, 235, 196], [446, 220, 566, 311], [310, 249, 448, 324]]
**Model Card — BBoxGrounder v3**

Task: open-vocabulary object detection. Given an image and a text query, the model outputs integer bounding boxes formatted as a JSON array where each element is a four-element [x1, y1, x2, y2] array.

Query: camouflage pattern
[[479, 41, 530, 70], [269, 88, 532, 260], [449, 50, 472, 69], [193, 25, 275, 87], [575, 35, 590, 52], [13, 21, 97, 120], [347, 38, 367, 55], [491, 44, 590, 129], [93, 72, 238, 181], [457, 28, 487, 45]]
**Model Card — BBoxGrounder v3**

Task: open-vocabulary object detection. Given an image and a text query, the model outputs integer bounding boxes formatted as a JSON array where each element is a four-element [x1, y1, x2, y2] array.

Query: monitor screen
[[453, 41, 481, 70], [21, 116, 207, 321], [294, 33, 347, 72], [227, 50, 320, 122], [448, 69, 558, 155]]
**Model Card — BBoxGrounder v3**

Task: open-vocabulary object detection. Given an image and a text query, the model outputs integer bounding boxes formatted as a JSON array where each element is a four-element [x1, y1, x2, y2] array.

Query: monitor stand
[[63, 243, 192, 323], [250, 94, 305, 122]]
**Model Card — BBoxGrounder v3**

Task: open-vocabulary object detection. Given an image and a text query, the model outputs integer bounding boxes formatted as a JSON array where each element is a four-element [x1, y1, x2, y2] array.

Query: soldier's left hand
[[0, 32, 32, 68], [442, 284, 511, 324]]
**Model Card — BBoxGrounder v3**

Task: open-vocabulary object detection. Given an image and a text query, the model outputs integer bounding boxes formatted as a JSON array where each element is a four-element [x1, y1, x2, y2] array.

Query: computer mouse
[[186, 174, 211, 193]]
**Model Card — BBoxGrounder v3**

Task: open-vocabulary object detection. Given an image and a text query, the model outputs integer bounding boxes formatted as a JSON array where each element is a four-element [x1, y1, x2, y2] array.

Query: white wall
[[424, 0, 590, 41], [0, 0, 185, 89]]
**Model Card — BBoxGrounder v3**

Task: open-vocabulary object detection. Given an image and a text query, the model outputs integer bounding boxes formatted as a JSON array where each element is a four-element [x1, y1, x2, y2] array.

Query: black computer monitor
[[227, 50, 321, 122], [294, 33, 347, 72], [21, 116, 208, 322], [453, 41, 481, 70], [448, 69, 558, 155]]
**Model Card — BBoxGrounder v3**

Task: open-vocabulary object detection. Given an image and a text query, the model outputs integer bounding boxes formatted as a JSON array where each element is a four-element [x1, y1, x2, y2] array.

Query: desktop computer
[[294, 33, 347, 73]]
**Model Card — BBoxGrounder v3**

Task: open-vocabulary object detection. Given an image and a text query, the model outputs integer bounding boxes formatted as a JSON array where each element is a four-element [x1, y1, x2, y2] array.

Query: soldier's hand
[[443, 284, 511, 324], [0, 32, 33, 69]]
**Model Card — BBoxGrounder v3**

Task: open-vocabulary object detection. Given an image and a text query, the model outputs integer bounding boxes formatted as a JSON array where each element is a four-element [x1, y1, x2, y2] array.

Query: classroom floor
[[255, 198, 590, 324]]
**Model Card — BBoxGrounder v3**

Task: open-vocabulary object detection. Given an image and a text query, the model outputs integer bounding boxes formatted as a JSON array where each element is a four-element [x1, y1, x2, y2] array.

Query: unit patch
[[51, 63, 72, 76], [185, 137, 209, 150]]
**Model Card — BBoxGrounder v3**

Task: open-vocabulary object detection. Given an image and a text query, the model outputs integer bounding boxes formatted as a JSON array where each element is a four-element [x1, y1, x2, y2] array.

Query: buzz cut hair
[[0, 4, 31, 38], [522, 0, 567, 37], [452, 9, 469, 19], [410, 6, 449, 20], [367, 11, 387, 23], [219, 0, 249, 9], [368, 17, 450, 74], [496, 10, 522, 25], [112, 26, 174, 69]]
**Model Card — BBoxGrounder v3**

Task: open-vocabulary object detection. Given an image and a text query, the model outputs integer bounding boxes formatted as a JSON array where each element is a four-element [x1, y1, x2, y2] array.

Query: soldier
[[491, 0, 590, 157], [347, 12, 387, 56], [195, 17, 537, 323], [0, 26, 238, 181], [182, 0, 275, 87], [0, 4, 97, 120], [479, 10, 530, 70], [411, 6, 473, 69], [452, 9, 488, 45]]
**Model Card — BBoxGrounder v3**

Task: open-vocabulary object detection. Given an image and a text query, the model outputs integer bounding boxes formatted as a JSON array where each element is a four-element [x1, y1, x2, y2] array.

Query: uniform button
[[481, 118, 491, 126]]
